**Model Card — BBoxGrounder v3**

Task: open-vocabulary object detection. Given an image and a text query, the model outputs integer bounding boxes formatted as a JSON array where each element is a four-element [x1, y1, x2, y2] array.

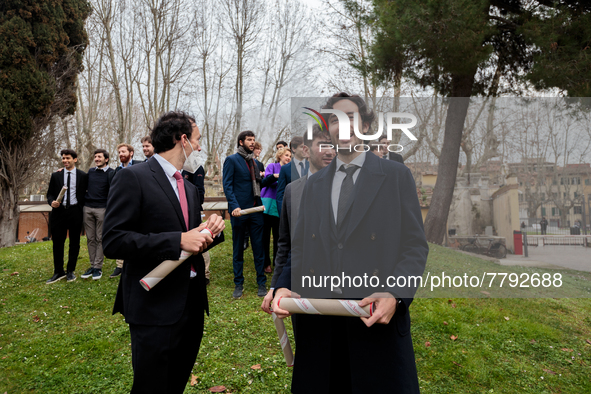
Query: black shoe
[[93, 269, 102, 280], [46, 273, 66, 284], [232, 285, 243, 299], [81, 267, 94, 279], [110, 267, 122, 278], [257, 284, 267, 297], [66, 272, 76, 282]]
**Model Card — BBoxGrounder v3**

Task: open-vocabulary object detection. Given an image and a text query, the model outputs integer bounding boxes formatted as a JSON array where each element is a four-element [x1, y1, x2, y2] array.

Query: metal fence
[[519, 200, 590, 236]]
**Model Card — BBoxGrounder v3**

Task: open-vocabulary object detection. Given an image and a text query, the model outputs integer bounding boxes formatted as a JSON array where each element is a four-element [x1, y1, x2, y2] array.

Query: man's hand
[[273, 173, 279, 178], [271, 288, 294, 319], [51, 201, 60, 208], [231, 207, 242, 217], [358, 292, 397, 327], [261, 289, 275, 314], [180, 227, 213, 254], [204, 214, 225, 236]]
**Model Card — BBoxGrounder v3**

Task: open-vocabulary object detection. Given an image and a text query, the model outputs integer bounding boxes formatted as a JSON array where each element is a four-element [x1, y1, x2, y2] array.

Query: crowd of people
[[44, 134, 206, 283], [43, 93, 428, 393]]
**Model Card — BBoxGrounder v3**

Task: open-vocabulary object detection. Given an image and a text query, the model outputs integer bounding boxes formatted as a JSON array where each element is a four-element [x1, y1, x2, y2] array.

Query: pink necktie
[[173, 171, 189, 230]]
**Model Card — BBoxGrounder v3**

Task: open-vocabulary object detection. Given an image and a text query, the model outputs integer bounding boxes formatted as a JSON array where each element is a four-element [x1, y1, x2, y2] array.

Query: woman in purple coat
[[261, 148, 291, 273]]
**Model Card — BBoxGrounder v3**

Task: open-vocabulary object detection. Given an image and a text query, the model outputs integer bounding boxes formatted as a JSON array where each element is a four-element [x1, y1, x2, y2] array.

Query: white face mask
[[182, 139, 206, 173]]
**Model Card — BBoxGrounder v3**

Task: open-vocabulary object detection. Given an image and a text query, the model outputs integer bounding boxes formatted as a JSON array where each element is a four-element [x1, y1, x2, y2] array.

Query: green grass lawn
[[1, 224, 590, 393]]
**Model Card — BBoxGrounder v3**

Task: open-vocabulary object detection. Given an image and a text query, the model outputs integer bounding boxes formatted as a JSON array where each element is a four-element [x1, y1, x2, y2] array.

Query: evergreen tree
[[0, 0, 90, 247], [370, 0, 590, 244]]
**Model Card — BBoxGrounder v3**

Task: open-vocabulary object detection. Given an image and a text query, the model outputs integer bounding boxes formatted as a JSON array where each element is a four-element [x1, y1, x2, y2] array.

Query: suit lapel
[[313, 160, 337, 239], [149, 159, 187, 231], [343, 153, 385, 241], [185, 180, 198, 229], [237, 154, 250, 175]]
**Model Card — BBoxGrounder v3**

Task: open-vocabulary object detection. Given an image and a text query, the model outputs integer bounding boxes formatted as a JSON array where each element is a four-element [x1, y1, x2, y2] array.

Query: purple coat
[[261, 162, 281, 199]]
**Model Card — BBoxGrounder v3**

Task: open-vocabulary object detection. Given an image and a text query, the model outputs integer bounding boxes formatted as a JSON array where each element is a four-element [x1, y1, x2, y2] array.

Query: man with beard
[[261, 125, 335, 312], [222, 131, 267, 299], [273, 93, 428, 393], [103, 111, 225, 393], [115, 143, 142, 173], [110, 143, 143, 278], [80, 149, 115, 280]]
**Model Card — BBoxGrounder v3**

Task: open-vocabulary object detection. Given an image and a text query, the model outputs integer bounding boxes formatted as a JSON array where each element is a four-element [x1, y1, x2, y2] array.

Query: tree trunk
[[0, 185, 19, 248], [423, 70, 476, 244]]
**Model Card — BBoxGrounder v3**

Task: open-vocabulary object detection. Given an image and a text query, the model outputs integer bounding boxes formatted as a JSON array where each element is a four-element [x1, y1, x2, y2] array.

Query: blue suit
[[222, 153, 266, 287], [276, 160, 309, 214]]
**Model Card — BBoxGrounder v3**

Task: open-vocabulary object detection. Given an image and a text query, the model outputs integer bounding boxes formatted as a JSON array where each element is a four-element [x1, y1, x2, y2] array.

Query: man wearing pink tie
[[103, 111, 225, 393]]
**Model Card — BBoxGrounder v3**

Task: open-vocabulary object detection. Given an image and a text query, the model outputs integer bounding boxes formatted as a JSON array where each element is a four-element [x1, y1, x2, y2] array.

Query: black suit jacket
[[46, 168, 88, 208], [276, 152, 427, 392], [103, 159, 223, 326], [388, 151, 404, 163]]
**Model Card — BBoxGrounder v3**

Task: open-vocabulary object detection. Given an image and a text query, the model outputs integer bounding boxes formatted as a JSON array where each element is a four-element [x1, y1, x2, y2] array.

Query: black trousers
[[50, 205, 83, 274], [129, 279, 204, 394], [263, 214, 280, 268]]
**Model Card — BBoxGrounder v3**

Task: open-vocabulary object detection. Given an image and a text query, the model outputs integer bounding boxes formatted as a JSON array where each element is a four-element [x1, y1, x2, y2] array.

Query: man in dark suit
[[378, 134, 404, 164], [222, 131, 267, 298], [109, 143, 144, 279], [46, 149, 88, 284], [273, 93, 428, 393], [276, 136, 309, 214], [261, 126, 335, 312], [103, 111, 225, 393]]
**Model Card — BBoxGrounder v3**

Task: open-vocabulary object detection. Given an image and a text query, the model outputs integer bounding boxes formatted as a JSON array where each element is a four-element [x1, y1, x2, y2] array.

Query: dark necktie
[[337, 165, 358, 226], [299, 161, 307, 177], [66, 172, 71, 208]]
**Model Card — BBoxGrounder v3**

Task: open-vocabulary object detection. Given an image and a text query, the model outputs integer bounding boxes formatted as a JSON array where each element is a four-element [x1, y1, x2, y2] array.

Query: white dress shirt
[[153, 154, 181, 200], [331, 153, 366, 223], [63, 168, 77, 206]]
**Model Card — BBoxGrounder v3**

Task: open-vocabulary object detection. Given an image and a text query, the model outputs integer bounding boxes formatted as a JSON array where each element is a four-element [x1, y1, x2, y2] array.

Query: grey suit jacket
[[270, 174, 307, 288]]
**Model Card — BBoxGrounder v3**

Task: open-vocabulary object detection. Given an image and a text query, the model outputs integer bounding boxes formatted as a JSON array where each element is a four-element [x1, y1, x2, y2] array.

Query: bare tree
[[222, 0, 264, 156]]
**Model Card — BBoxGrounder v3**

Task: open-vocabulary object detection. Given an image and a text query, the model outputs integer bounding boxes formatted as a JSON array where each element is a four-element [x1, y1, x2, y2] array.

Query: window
[[572, 177, 581, 185], [574, 206, 582, 214], [552, 208, 561, 216], [541, 207, 546, 216], [541, 193, 546, 201], [519, 194, 523, 202], [585, 179, 590, 185], [563, 192, 568, 199]]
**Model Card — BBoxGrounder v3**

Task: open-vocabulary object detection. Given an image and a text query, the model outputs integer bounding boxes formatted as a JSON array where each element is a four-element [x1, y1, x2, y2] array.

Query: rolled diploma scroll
[[277, 297, 374, 317], [140, 228, 213, 291], [56, 186, 68, 203], [272, 312, 294, 367], [239, 206, 265, 216]]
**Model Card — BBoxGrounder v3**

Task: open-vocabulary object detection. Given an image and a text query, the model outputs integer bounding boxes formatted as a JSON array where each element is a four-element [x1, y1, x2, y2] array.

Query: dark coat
[[103, 159, 223, 326], [276, 152, 428, 393], [222, 153, 260, 211], [275, 160, 309, 214], [46, 168, 88, 207]]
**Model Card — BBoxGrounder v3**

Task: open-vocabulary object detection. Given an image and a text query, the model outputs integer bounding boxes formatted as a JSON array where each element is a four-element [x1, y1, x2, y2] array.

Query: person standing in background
[[110, 143, 143, 278], [80, 149, 114, 280], [141, 136, 155, 161], [275, 136, 309, 214], [222, 131, 267, 299], [45, 149, 88, 284], [261, 147, 292, 273]]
